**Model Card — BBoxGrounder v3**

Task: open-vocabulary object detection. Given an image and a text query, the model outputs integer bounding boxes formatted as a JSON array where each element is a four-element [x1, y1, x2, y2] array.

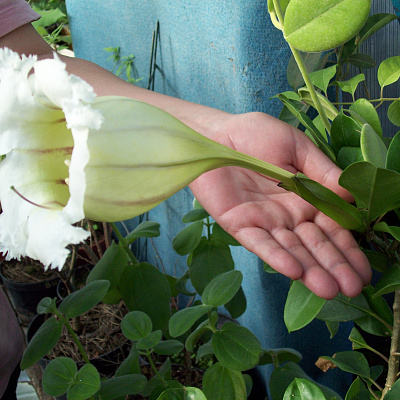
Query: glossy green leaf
[[212, 323, 262, 371], [378, 56, 400, 89], [373, 262, 400, 298], [383, 378, 400, 399], [136, 330, 162, 351], [284, 281, 326, 332], [120, 262, 171, 331], [172, 221, 204, 256], [348, 327, 376, 355], [320, 351, 371, 381], [339, 162, 400, 224], [309, 65, 337, 93], [283, 0, 371, 52], [349, 98, 383, 137], [157, 387, 207, 400], [330, 111, 361, 154], [153, 339, 184, 356], [269, 362, 342, 400], [345, 377, 370, 400], [280, 174, 365, 232], [360, 124, 387, 168], [181, 208, 209, 223], [336, 74, 365, 97], [202, 270, 243, 307], [86, 242, 129, 304], [224, 287, 247, 319], [283, 378, 327, 400], [125, 221, 161, 243], [202, 363, 247, 400], [42, 357, 76, 396], [121, 311, 153, 341], [189, 241, 234, 295], [259, 348, 302, 366], [298, 87, 339, 121], [388, 100, 400, 126], [325, 321, 339, 339], [337, 147, 364, 170], [67, 364, 100, 400], [58, 280, 110, 319], [21, 316, 62, 370], [169, 305, 212, 338], [387, 131, 400, 173], [359, 13, 399, 45], [95, 375, 147, 400], [347, 53, 376, 69], [317, 293, 369, 322]]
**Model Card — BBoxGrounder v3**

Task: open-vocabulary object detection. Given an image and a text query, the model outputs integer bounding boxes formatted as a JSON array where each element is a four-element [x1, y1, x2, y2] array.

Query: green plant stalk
[[272, 0, 331, 135], [109, 222, 139, 264], [144, 349, 168, 385], [55, 311, 91, 365], [382, 288, 400, 398]]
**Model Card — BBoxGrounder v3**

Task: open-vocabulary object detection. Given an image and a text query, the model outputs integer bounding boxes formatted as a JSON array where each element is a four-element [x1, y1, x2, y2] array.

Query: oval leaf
[[360, 124, 387, 168], [96, 375, 147, 400], [283, 0, 371, 52], [378, 56, 400, 89], [42, 357, 77, 396], [283, 378, 327, 400], [386, 130, 400, 173], [284, 281, 326, 332], [67, 364, 100, 400], [121, 311, 153, 341], [172, 220, 204, 256], [169, 305, 212, 338], [157, 387, 207, 400]]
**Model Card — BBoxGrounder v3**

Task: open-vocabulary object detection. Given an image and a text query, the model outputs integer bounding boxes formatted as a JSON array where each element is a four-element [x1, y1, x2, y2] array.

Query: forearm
[[0, 23, 230, 139]]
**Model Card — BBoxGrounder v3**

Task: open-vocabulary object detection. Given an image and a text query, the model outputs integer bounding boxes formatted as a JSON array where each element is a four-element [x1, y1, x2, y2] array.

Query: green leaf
[[58, 280, 110, 319], [336, 74, 365, 97], [298, 88, 340, 122], [360, 124, 387, 168], [284, 281, 326, 332], [325, 321, 339, 339], [42, 357, 76, 396], [37, 297, 57, 314], [287, 52, 325, 90], [185, 320, 211, 353], [153, 340, 184, 356], [120, 262, 171, 331], [121, 311, 153, 341], [388, 100, 400, 126], [320, 351, 371, 381], [224, 287, 247, 319], [337, 147, 364, 170], [95, 375, 147, 400], [169, 305, 212, 338], [32, 8, 66, 27], [362, 248, 389, 273], [378, 56, 400, 89], [348, 327, 377, 355], [280, 174, 365, 232], [358, 13, 399, 46], [283, 378, 327, 400], [372, 262, 400, 297], [172, 221, 204, 255], [189, 241, 234, 295], [21, 316, 62, 370], [309, 65, 337, 93], [212, 223, 240, 246], [330, 111, 361, 154], [136, 330, 163, 351], [339, 162, 400, 225], [212, 323, 262, 371], [115, 346, 141, 376], [125, 221, 161, 243], [347, 53, 376, 69], [259, 348, 302, 366], [181, 208, 209, 223], [202, 270, 243, 307], [202, 363, 247, 400], [283, 0, 371, 52], [157, 387, 207, 400], [345, 377, 370, 400], [383, 378, 400, 399], [387, 131, 400, 173], [349, 98, 383, 137], [86, 242, 129, 304], [67, 364, 100, 400]]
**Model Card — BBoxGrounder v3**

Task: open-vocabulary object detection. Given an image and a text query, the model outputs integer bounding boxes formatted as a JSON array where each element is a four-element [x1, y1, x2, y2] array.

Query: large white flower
[[0, 49, 295, 270]]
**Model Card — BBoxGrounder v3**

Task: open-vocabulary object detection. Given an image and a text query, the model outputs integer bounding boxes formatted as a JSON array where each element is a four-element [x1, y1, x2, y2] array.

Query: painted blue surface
[[65, 0, 354, 395], [392, 0, 400, 17]]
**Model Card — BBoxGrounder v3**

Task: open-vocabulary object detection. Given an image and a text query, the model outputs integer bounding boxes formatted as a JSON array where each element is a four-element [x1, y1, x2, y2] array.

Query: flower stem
[[382, 288, 400, 398], [110, 222, 139, 264]]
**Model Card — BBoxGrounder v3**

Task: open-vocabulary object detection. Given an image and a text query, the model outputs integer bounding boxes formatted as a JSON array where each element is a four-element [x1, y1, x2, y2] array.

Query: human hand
[[189, 112, 371, 300]]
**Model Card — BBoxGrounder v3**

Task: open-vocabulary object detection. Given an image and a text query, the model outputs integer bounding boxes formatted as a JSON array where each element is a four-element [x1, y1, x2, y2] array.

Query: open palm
[[190, 112, 371, 299]]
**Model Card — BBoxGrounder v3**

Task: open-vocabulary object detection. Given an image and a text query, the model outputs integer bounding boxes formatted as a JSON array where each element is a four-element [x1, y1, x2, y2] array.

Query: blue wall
[[65, 0, 367, 395]]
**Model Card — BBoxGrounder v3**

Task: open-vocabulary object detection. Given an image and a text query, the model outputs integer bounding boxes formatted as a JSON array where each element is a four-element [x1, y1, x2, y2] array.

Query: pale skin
[[0, 23, 372, 300]]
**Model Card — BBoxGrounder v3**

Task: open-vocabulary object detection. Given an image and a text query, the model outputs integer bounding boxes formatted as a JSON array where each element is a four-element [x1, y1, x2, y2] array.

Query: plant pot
[[0, 265, 60, 325]]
